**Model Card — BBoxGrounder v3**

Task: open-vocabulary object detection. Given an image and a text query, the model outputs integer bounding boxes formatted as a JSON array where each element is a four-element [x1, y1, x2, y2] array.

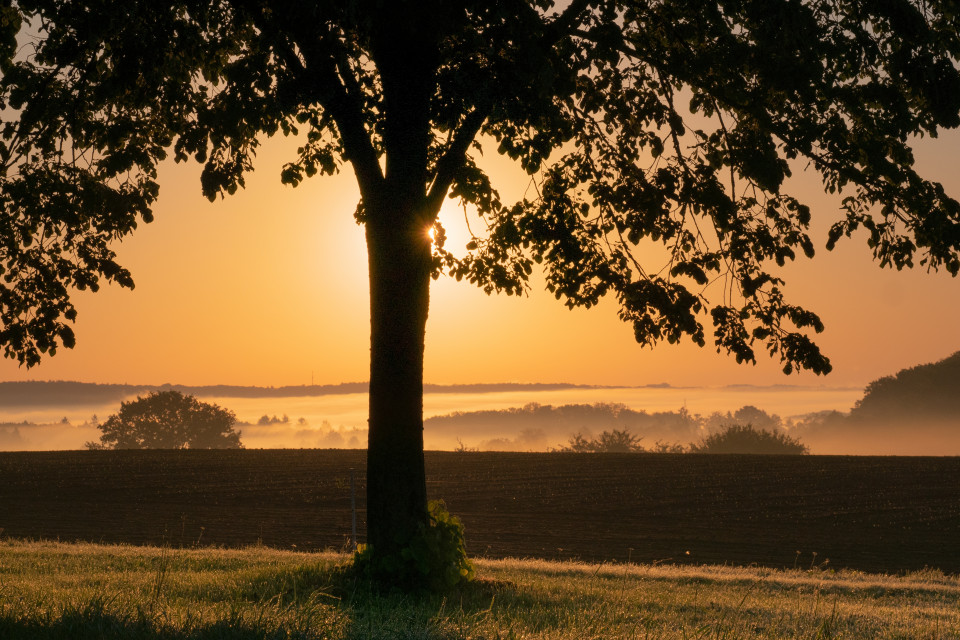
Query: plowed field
[[0, 450, 957, 573]]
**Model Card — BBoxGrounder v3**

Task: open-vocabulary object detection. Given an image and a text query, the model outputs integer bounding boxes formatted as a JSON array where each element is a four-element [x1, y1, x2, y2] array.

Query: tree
[[689, 424, 808, 454], [87, 391, 242, 450], [3, 1, 960, 581]]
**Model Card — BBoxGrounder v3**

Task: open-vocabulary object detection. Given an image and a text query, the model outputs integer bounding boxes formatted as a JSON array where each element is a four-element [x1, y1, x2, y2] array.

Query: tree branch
[[304, 40, 384, 200], [245, 7, 383, 198], [425, 108, 487, 217], [549, 0, 595, 36]]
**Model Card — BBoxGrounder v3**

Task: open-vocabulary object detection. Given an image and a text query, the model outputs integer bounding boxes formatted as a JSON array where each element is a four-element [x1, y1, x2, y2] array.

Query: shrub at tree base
[[690, 424, 809, 455], [87, 391, 243, 450], [354, 500, 475, 592]]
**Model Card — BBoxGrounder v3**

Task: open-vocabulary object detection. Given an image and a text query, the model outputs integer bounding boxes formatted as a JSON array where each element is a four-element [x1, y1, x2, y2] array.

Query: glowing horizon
[[1, 129, 959, 390]]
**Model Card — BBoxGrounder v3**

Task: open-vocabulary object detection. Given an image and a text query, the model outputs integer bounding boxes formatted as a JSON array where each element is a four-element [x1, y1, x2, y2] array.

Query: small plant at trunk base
[[354, 500, 475, 592]]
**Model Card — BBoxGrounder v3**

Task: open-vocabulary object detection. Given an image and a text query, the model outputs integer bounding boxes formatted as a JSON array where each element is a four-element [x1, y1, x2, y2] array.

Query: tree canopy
[[87, 390, 243, 450], [2, 1, 959, 370]]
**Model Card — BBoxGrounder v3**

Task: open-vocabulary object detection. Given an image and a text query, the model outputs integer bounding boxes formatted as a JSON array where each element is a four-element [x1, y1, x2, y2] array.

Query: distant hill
[[0, 380, 606, 408], [849, 351, 960, 421], [791, 351, 960, 455], [0, 381, 366, 407]]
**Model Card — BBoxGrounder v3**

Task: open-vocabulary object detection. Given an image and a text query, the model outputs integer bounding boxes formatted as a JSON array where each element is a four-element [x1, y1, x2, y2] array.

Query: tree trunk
[[364, 209, 432, 560]]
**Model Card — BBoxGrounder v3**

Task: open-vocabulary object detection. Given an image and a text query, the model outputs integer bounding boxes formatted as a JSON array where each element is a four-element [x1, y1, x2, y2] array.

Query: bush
[[690, 424, 808, 454], [354, 500, 475, 592], [557, 428, 644, 452], [650, 440, 687, 453]]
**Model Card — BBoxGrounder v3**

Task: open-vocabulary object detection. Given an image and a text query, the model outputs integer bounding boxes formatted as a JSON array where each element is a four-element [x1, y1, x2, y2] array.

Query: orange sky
[[2, 128, 959, 389]]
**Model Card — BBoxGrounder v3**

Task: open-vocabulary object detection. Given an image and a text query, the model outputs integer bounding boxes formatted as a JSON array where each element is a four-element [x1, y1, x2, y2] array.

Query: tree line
[[85, 392, 807, 455], [554, 424, 808, 455]]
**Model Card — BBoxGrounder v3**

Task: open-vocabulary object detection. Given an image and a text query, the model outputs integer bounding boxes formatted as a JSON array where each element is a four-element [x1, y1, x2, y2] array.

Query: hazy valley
[[3, 351, 960, 455]]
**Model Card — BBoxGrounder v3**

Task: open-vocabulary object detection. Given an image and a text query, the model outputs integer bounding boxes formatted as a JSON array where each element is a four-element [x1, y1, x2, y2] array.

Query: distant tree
[[87, 391, 242, 450], [558, 428, 644, 453], [689, 424, 808, 455], [704, 405, 783, 433]]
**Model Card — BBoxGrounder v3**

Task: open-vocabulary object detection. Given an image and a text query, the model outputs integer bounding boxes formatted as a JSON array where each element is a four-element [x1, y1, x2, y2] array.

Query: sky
[[1, 126, 959, 390]]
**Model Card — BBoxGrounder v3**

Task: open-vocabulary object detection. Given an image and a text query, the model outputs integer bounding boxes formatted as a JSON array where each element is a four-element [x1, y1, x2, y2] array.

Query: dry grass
[[1, 540, 957, 638]]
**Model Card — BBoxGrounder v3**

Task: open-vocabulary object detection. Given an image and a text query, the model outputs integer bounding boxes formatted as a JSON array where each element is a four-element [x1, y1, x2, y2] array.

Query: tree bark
[[364, 208, 432, 559]]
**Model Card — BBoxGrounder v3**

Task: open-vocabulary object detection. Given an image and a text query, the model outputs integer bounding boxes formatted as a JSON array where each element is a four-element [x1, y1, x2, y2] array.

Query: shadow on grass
[[0, 565, 525, 640], [312, 564, 525, 640], [0, 604, 292, 640]]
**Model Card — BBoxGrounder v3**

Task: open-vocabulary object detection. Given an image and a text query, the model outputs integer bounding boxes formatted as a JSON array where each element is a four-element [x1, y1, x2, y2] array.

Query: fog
[[10, 383, 950, 454], [0, 420, 100, 451], [791, 414, 960, 456]]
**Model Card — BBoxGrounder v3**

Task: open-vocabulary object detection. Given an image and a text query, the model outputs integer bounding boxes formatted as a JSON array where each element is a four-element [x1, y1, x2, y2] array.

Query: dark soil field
[[0, 450, 957, 574]]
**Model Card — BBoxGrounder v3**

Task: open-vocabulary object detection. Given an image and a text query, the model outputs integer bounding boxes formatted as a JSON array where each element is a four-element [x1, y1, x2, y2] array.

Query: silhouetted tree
[[3, 1, 960, 583], [689, 424, 808, 454], [87, 391, 243, 450]]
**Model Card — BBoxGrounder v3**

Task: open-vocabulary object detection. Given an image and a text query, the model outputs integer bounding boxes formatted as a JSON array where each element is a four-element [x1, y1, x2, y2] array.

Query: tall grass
[[1, 540, 957, 639]]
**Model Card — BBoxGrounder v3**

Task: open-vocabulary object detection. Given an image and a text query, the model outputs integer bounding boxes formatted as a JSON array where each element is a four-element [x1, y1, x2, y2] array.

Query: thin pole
[[350, 467, 358, 551]]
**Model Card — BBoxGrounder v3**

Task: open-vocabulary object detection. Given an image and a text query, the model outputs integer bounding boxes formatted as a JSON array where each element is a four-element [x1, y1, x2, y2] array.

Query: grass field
[[1, 450, 958, 574], [1, 540, 958, 639]]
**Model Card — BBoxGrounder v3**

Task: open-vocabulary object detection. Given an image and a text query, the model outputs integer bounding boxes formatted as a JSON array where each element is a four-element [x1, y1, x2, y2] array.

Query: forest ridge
[[0, 381, 608, 408]]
